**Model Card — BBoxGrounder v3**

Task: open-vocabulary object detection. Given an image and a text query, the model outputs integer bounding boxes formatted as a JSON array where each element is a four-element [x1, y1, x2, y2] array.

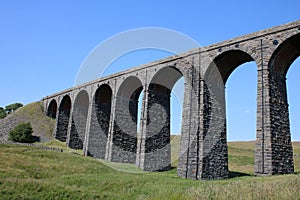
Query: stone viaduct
[[42, 20, 300, 180]]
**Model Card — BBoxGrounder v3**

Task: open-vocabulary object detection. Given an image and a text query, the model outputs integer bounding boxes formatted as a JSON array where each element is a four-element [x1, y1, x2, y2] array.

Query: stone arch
[[270, 33, 300, 76], [150, 66, 184, 90], [206, 50, 255, 85], [142, 66, 184, 171], [56, 95, 71, 142], [110, 76, 143, 163], [201, 50, 256, 179], [47, 99, 57, 119], [86, 84, 112, 158], [263, 33, 300, 174], [68, 90, 89, 150]]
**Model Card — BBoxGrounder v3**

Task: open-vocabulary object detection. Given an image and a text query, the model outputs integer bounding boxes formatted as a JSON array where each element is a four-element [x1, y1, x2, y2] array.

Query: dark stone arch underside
[[47, 99, 57, 119], [56, 95, 71, 142], [111, 76, 143, 164], [140, 66, 183, 172], [69, 91, 89, 150], [271, 33, 300, 76], [87, 84, 112, 158], [144, 83, 171, 171]]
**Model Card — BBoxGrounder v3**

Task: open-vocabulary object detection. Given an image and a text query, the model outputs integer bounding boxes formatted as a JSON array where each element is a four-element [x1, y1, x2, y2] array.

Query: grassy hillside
[[0, 141, 299, 199], [293, 142, 300, 171], [228, 141, 256, 174], [0, 102, 55, 142]]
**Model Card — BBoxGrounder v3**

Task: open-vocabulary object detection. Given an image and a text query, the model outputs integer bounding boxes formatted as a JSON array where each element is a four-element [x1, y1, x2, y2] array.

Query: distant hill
[[0, 102, 55, 142]]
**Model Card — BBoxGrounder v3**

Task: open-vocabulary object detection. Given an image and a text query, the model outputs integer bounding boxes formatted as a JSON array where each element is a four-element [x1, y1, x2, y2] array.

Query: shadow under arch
[[206, 50, 255, 85], [68, 90, 89, 150], [140, 66, 184, 172], [47, 99, 57, 119], [270, 33, 300, 76], [110, 76, 143, 164], [86, 84, 112, 159], [55, 95, 71, 142], [201, 49, 256, 179]]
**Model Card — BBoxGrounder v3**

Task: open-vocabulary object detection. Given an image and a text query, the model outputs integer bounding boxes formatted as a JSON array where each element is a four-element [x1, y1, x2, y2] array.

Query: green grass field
[[0, 140, 299, 200]]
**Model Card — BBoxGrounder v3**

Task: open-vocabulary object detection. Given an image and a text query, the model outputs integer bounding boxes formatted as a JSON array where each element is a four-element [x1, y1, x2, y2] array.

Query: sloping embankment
[[0, 102, 55, 142]]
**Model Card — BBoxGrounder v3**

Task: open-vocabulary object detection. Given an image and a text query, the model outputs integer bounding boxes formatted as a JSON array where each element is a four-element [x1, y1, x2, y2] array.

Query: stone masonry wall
[[68, 93, 89, 150], [199, 75, 228, 180], [55, 97, 71, 142], [110, 97, 138, 164], [55, 110, 70, 142], [86, 101, 111, 158], [141, 84, 171, 171], [177, 62, 201, 179], [269, 71, 294, 174]]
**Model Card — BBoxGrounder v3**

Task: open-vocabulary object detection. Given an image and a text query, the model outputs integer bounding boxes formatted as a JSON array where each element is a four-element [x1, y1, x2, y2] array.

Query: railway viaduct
[[42, 20, 300, 180]]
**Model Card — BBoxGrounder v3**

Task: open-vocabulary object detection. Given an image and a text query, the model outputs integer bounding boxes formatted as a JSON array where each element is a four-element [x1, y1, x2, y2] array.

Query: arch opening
[[95, 85, 112, 139], [271, 33, 300, 173], [287, 57, 300, 173], [226, 62, 257, 176], [47, 99, 57, 119], [170, 77, 184, 169], [206, 50, 254, 85], [111, 76, 143, 163], [269, 33, 300, 174], [69, 90, 89, 150], [86, 84, 112, 158], [203, 50, 256, 178], [56, 95, 71, 142]]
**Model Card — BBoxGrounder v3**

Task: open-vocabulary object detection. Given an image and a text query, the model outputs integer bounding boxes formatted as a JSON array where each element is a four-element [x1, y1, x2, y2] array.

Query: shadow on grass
[[229, 171, 251, 178]]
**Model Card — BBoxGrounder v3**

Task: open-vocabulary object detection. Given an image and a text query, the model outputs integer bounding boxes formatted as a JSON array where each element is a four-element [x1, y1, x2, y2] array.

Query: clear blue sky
[[1, 1, 299, 141]]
